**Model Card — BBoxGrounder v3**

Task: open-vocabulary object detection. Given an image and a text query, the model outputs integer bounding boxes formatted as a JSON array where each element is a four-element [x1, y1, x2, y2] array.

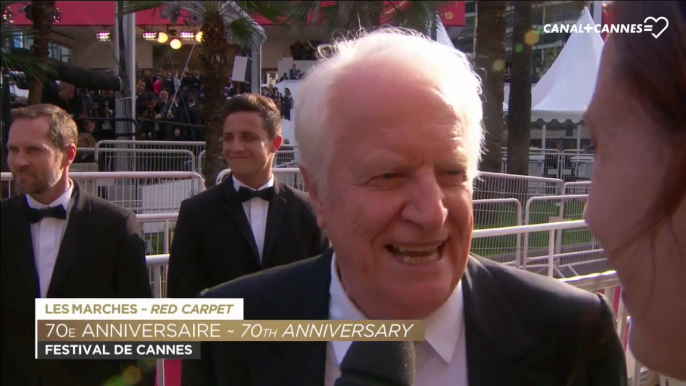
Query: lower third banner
[[36, 342, 200, 360]]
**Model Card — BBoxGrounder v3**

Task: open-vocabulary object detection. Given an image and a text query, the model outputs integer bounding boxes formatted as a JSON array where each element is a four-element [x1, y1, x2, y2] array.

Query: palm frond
[[389, 1, 443, 35], [1, 1, 22, 9], [318, 5, 339, 32], [0, 28, 56, 82], [366, 1, 384, 27], [226, 17, 262, 48], [0, 48, 56, 83], [185, 1, 220, 15], [281, 1, 346, 37], [282, 1, 326, 33], [239, 1, 289, 24], [312, 1, 323, 25], [118, 1, 165, 16]]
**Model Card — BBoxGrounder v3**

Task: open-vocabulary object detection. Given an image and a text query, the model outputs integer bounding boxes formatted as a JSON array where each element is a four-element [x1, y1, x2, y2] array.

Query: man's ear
[[62, 143, 77, 168], [271, 135, 283, 152], [300, 165, 327, 231]]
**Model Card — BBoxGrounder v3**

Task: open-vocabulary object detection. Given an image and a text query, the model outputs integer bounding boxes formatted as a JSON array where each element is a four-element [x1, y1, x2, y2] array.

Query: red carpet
[[156, 359, 181, 386]]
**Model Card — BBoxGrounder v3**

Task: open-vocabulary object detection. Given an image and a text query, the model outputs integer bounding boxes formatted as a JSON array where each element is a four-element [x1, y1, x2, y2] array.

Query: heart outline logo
[[644, 16, 669, 39]]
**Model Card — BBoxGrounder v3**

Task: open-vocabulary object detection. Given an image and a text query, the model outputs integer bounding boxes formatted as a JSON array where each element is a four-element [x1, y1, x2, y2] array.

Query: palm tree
[[506, 1, 533, 177], [474, 0, 506, 173], [0, 3, 57, 88], [23, 1, 55, 105], [121, 1, 284, 188], [1, 2, 56, 177], [283, 1, 446, 37]]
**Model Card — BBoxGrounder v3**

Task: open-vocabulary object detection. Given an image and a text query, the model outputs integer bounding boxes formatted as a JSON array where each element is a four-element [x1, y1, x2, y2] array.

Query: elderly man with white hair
[[182, 29, 627, 386]]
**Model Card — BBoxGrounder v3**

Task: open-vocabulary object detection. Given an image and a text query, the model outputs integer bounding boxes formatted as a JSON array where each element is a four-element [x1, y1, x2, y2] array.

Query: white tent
[[529, 7, 605, 121]]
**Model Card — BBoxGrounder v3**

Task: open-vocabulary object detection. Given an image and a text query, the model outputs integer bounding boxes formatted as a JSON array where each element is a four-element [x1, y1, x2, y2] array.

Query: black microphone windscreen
[[334, 341, 415, 386]]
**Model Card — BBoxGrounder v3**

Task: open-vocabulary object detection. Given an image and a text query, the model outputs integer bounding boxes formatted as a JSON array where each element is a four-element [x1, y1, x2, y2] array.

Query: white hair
[[295, 28, 484, 187]]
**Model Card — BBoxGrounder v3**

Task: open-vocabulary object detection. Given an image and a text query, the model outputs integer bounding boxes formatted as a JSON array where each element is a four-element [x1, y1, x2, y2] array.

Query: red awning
[[6, 1, 181, 26], [6, 1, 465, 27]]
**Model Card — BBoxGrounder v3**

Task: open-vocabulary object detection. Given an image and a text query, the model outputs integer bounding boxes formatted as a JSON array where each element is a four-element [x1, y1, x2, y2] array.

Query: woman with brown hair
[[583, 1, 686, 379]]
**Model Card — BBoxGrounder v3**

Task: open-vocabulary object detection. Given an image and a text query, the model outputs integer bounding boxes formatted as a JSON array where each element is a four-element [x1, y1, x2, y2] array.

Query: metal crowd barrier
[[91, 140, 300, 176], [562, 181, 592, 195], [197, 150, 205, 174], [134, 205, 599, 281], [471, 198, 523, 264], [95, 140, 204, 172], [74, 117, 140, 139], [96, 148, 196, 172], [521, 194, 601, 274], [501, 148, 596, 182], [474, 171, 564, 204], [0, 171, 205, 214], [215, 168, 566, 201]]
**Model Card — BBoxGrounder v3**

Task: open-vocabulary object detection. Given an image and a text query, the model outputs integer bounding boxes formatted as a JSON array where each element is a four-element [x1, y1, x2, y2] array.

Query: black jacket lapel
[[12, 197, 40, 297], [252, 250, 333, 386], [260, 180, 287, 266], [221, 176, 260, 263], [462, 256, 535, 385], [46, 182, 93, 298]]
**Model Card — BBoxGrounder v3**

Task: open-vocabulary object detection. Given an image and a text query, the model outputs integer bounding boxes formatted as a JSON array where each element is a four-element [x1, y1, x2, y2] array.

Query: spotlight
[[195, 31, 203, 43], [170, 38, 182, 49], [97, 31, 111, 41], [180, 31, 194, 39], [157, 32, 169, 43], [143, 32, 156, 40]]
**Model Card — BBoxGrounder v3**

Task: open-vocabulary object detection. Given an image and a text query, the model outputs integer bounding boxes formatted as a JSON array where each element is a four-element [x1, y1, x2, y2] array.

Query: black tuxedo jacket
[[182, 249, 627, 386], [0, 183, 154, 386], [167, 176, 328, 299]]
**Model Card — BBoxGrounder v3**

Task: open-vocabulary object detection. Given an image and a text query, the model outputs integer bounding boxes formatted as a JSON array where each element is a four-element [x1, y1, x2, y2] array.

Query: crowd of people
[[261, 85, 294, 120], [5, 63, 301, 159], [289, 40, 322, 60], [135, 69, 205, 142]]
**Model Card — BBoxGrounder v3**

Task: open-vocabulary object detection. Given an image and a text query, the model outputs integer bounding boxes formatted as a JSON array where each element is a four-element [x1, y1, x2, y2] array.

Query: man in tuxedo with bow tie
[[167, 94, 327, 299], [182, 30, 627, 386], [1, 104, 154, 385]]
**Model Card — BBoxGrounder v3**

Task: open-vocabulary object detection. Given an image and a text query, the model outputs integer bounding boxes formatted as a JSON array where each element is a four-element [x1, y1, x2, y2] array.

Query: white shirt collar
[[329, 253, 464, 365], [232, 174, 274, 192], [26, 179, 74, 210]]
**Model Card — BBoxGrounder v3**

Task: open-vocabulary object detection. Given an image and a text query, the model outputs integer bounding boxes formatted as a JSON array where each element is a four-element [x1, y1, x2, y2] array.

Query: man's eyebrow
[[354, 152, 411, 171]]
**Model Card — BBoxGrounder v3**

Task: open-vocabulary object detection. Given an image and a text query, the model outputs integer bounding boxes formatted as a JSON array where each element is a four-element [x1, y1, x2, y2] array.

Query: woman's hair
[[610, 1, 686, 231]]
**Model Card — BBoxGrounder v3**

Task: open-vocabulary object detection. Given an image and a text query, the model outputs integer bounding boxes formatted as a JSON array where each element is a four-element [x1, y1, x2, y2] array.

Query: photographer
[[138, 96, 157, 140], [154, 89, 176, 140]]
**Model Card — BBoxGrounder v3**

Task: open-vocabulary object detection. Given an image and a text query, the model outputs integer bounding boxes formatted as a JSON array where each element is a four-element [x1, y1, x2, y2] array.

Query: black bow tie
[[26, 205, 67, 224], [236, 186, 275, 203]]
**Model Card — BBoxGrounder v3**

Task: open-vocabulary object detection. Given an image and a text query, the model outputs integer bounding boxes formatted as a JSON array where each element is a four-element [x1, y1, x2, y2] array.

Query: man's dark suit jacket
[[168, 176, 328, 299], [183, 249, 627, 386], [0, 182, 154, 386]]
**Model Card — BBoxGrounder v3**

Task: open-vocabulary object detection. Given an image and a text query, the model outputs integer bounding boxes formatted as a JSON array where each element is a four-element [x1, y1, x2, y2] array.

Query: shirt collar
[[26, 179, 74, 210], [328, 253, 464, 365], [232, 174, 275, 192]]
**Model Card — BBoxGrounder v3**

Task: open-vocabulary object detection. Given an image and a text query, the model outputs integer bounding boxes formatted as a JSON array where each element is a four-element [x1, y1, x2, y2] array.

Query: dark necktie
[[236, 186, 275, 203], [26, 205, 67, 224]]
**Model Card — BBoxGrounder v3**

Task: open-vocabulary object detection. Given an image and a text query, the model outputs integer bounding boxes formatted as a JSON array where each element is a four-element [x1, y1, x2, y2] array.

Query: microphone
[[334, 341, 415, 386]]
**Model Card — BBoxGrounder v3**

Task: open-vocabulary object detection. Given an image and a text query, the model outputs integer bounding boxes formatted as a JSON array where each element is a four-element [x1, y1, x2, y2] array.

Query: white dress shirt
[[325, 253, 468, 386], [233, 175, 274, 261], [26, 181, 75, 298]]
